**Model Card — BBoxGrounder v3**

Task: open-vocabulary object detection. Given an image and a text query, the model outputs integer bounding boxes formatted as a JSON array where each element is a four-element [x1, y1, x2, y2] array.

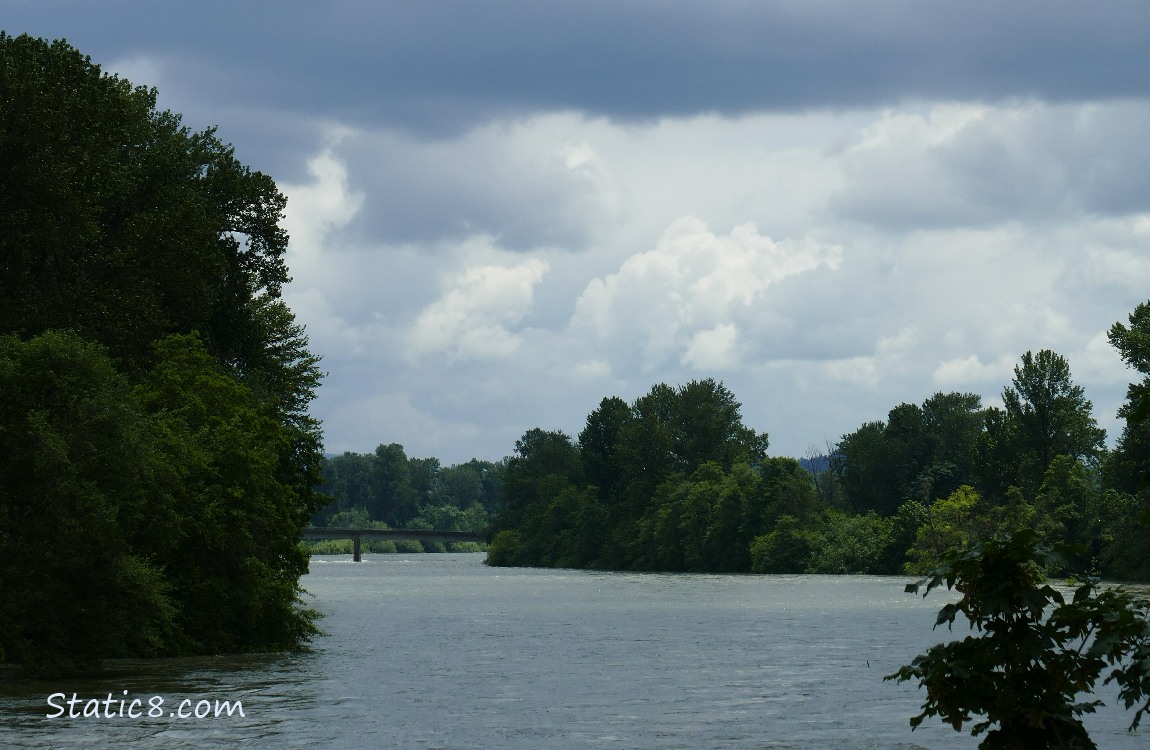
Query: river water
[[2, 553, 1146, 749]]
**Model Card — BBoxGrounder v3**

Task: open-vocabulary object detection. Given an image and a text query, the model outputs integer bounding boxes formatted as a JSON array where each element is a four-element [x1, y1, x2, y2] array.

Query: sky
[[9, 2, 1150, 464]]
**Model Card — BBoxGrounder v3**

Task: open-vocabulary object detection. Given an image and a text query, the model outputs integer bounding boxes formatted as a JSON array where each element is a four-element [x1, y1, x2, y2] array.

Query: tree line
[[305, 447, 500, 553], [0, 34, 324, 674], [481, 310, 1150, 580]]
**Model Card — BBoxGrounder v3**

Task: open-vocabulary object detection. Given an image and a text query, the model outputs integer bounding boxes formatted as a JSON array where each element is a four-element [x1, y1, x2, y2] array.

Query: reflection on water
[[1, 554, 1145, 749]]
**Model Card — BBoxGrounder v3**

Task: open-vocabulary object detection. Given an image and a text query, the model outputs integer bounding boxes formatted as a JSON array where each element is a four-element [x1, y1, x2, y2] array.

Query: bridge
[[301, 527, 486, 562]]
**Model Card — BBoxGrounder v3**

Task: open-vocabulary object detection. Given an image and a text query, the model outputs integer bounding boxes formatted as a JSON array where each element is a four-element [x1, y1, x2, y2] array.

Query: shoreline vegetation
[[472, 342, 1150, 581], [1, 34, 325, 676], [315, 316, 1150, 586], [302, 540, 487, 554]]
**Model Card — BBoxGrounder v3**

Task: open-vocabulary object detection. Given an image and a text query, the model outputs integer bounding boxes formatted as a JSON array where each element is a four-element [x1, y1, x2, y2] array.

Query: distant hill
[[798, 454, 832, 475]]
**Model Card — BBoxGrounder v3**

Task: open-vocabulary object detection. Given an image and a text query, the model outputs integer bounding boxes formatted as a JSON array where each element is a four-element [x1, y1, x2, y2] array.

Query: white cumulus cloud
[[408, 258, 550, 362], [571, 217, 842, 372]]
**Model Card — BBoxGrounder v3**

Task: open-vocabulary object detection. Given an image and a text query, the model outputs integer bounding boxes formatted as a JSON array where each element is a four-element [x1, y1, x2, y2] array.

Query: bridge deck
[[302, 527, 485, 543]]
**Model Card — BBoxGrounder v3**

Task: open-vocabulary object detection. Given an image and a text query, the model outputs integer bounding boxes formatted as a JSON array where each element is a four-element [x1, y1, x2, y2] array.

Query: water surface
[[2, 553, 1145, 749]]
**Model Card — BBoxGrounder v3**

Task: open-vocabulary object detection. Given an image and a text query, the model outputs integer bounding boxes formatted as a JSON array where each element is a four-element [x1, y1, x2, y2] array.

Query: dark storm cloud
[[326, 127, 618, 250], [8, 0, 1150, 134], [828, 101, 1150, 231]]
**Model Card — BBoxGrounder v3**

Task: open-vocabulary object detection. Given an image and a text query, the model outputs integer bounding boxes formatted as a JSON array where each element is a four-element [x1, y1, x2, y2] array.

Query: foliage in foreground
[[0, 332, 323, 674], [0, 34, 324, 674], [887, 530, 1150, 749]]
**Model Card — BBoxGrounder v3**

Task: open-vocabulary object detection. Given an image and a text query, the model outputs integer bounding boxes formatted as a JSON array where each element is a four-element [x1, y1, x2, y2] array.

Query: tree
[[702, 462, 764, 572], [1001, 350, 1105, 494], [671, 379, 769, 473], [888, 530, 1150, 748], [835, 394, 986, 516], [613, 380, 767, 520], [806, 510, 896, 574], [900, 484, 1041, 574], [370, 444, 419, 526], [0, 33, 291, 372], [408, 456, 442, 505], [836, 421, 904, 515], [0, 34, 324, 671], [488, 428, 585, 565], [136, 334, 320, 654], [1107, 301, 1150, 496], [578, 396, 632, 500], [920, 391, 985, 499], [500, 428, 584, 516], [488, 380, 768, 571], [1033, 455, 1097, 555], [0, 333, 176, 673], [316, 452, 377, 524], [750, 515, 817, 573]]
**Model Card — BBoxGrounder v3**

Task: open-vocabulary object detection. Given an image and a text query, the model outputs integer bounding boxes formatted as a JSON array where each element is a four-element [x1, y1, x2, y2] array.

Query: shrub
[[887, 529, 1150, 748]]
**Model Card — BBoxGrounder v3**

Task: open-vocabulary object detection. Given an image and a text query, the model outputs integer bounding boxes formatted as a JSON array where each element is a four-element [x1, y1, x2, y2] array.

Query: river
[[2, 553, 1145, 749]]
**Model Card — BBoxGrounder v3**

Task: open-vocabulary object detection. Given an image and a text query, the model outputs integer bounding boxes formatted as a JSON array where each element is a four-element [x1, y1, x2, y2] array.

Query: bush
[[486, 530, 524, 566], [887, 529, 1150, 748], [446, 542, 486, 553], [749, 516, 814, 573]]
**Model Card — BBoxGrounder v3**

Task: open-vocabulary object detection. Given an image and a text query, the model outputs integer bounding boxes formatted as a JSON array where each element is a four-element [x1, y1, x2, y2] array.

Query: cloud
[[682, 324, 740, 371], [820, 327, 920, 390], [829, 101, 1150, 230], [933, 354, 1017, 387], [282, 146, 364, 262], [571, 217, 842, 372], [263, 102, 1150, 463], [326, 115, 624, 249], [279, 148, 368, 357], [323, 392, 484, 457], [13, 1, 1150, 139], [408, 256, 550, 362], [1068, 330, 1130, 387]]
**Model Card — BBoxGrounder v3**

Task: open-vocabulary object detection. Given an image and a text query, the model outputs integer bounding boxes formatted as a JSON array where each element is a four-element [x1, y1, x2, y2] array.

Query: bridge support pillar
[[353, 534, 361, 562]]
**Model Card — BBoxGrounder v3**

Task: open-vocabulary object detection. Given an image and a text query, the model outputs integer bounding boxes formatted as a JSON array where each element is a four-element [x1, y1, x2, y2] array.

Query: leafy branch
[[887, 529, 1150, 749]]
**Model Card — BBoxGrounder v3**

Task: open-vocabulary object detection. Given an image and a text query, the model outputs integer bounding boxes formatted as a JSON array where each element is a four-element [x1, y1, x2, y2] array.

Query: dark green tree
[[499, 428, 584, 516], [836, 394, 986, 516], [370, 444, 419, 527], [1101, 301, 1150, 563], [430, 462, 486, 509], [316, 452, 377, 524], [919, 391, 985, 500], [137, 334, 320, 654], [1107, 301, 1150, 496], [488, 380, 768, 571], [0, 34, 324, 671], [0, 33, 290, 373], [888, 530, 1150, 748], [612, 379, 766, 522], [0, 333, 176, 673], [408, 456, 442, 505], [836, 421, 903, 515], [578, 396, 632, 500], [487, 428, 584, 566], [671, 378, 769, 473], [1001, 350, 1105, 494]]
